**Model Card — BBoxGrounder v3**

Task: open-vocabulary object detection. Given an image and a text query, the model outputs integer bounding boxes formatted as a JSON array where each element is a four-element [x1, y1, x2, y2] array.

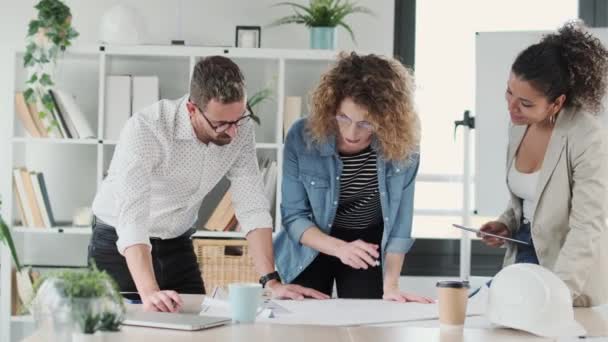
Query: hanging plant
[[23, 0, 79, 134]]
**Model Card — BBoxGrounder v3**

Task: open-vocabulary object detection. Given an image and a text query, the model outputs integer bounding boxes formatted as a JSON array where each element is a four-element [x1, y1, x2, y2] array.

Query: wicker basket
[[192, 238, 258, 293]]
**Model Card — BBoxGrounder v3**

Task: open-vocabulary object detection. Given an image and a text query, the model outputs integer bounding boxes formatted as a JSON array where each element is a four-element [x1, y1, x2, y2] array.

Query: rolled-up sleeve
[[280, 125, 316, 244], [385, 154, 419, 254], [114, 117, 162, 254], [228, 122, 273, 234]]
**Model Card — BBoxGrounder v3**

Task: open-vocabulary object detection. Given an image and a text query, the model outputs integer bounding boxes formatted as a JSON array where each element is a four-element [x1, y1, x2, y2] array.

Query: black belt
[[93, 216, 196, 241]]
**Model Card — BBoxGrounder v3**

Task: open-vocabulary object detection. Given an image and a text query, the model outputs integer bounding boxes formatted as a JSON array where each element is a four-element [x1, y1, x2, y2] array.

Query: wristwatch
[[259, 271, 281, 288]]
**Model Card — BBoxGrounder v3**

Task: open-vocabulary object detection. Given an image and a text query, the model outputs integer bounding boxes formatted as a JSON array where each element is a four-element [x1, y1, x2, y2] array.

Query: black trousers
[[291, 225, 384, 299], [88, 218, 205, 294]]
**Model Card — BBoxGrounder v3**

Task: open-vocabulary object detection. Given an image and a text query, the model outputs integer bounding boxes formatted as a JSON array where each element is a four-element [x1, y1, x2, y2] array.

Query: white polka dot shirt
[[92, 95, 272, 254]]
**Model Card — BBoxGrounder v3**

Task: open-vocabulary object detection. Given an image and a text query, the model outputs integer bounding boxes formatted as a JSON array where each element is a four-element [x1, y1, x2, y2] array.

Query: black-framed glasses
[[191, 101, 252, 133], [335, 113, 374, 132]]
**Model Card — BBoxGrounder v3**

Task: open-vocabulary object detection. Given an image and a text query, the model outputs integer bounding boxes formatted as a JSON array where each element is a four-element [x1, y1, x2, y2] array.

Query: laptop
[[123, 311, 231, 331]]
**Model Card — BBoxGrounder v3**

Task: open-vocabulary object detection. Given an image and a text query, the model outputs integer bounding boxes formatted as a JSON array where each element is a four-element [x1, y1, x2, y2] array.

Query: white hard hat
[[99, 4, 145, 45], [486, 263, 585, 337]]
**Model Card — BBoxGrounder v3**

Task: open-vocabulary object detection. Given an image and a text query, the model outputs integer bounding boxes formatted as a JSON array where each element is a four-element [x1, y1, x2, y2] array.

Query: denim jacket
[[274, 118, 419, 283]]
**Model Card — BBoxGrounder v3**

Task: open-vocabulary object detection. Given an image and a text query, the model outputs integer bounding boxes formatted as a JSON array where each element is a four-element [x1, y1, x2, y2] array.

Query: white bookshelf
[[1, 44, 337, 340], [12, 226, 92, 235]]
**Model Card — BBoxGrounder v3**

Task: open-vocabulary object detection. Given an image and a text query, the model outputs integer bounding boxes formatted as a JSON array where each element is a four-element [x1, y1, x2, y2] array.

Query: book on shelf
[[19, 168, 45, 228], [30, 172, 56, 228], [204, 189, 235, 231], [201, 157, 278, 233], [132, 76, 160, 114], [51, 88, 95, 139], [105, 75, 131, 141], [105, 75, 160, 141], [13, 168, 36, 227], [12, 167, 56, 229], [27, 96, 62, 138], [23, 97, 49, 138], [49, 90, 76, 139], [16, 88, 95, 140], [14, 92, 42, 138], [263, 161, 278, 210], [48, 89, 72, 138]]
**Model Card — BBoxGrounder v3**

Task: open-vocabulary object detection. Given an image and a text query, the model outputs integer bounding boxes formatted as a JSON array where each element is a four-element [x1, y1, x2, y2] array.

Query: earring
[[549, 114, 556, 125]]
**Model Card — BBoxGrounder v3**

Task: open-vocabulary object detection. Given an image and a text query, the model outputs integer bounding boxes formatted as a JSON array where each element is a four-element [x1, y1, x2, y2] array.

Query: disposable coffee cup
[[436, 280, 470, 327]]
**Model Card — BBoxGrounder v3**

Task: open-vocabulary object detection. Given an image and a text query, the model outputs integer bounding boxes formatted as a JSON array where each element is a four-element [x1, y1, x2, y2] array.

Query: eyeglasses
[[191, 101, 252, 133], [335, 113, 374, 132]]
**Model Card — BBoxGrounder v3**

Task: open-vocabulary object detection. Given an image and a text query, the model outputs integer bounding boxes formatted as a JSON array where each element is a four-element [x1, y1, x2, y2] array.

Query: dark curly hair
[[307, 52, 420, 161], [512, 21, 608, 114]]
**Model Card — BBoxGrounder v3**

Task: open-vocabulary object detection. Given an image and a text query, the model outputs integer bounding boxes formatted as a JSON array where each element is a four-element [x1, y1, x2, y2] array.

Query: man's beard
[[195, 127, 232, 146], [209, 132, 232, 146]]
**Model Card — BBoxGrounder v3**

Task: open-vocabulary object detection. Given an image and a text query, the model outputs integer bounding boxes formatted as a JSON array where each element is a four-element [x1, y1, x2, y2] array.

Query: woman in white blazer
[[480, 22, 608, 307]]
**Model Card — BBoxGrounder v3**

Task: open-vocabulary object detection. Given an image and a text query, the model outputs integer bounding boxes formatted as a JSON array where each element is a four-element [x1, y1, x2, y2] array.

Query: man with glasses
[[90, 56, 328, 313]]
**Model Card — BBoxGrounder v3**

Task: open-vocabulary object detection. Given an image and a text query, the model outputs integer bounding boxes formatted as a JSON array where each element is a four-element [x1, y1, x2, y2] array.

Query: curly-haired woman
[[272, 52, 432, 302], [479, 22, 608, 307]]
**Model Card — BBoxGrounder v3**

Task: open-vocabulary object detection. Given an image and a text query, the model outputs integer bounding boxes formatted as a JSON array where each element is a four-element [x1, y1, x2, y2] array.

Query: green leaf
[[273, 2, 315, 17], [23, 53, 35, 68], [268, 14, 309, 27], [24, 88, 35, 103], [27, 20, 40, 37], [67, 28, 79, 39], [338, 21, 356, 44], [269, 0, 373, 33], [350, 5, 375, 16], [42, 94, 54, 111], [26, 42, 37, 53], [250, 113, 261, 125], [26, 73, 38, 85], [49, 119, 60, 132], [40, 73, 53, 86], [48, 45, 59, 59], [248, 88, 273, 108], [38, 111, 47, 120], [0, 215, 22, 272], [39, 53, 50, 64]]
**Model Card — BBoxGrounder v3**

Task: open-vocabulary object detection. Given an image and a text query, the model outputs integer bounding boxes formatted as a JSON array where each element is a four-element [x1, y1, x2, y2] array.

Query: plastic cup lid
[[436, 280, 470, 289]]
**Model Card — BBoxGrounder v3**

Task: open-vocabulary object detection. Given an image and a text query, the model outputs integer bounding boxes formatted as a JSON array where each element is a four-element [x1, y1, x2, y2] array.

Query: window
[[412, 0, 578, 238]]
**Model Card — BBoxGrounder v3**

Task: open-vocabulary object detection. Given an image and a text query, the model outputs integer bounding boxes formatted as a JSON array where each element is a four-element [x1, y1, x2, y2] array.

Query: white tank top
[[507, 160, 540, 222]]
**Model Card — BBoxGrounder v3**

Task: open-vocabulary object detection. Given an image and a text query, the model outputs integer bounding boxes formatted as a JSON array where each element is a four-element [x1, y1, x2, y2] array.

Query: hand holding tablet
[[452, 224, 530, 245]]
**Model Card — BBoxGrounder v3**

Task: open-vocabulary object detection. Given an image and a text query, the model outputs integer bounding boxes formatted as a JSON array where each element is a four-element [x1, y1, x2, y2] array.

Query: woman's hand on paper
[[267, 280, 330, 300], [382, 287, 434, 304]]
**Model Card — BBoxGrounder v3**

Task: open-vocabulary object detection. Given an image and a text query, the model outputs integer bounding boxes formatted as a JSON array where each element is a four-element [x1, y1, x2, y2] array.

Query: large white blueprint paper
[[200, 286, 488, 326]]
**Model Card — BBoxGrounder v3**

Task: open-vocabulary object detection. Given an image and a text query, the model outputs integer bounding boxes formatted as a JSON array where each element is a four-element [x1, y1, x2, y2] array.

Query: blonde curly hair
[[307, 52, 420, 161]]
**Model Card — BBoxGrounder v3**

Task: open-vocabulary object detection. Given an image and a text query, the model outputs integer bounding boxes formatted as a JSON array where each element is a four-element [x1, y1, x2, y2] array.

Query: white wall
[[0, 0, 395, 219]]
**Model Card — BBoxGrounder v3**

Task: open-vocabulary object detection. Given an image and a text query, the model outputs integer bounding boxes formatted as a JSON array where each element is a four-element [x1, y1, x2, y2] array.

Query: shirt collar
[[175, 95, 196, 141]]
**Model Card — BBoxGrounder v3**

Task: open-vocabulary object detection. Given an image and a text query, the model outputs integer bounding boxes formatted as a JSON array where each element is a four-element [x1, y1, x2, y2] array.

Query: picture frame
[[235, 26, 261, 48]]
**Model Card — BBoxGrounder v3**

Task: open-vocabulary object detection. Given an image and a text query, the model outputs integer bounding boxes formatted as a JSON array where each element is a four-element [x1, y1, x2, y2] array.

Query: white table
[[24, 294, 608, 342]]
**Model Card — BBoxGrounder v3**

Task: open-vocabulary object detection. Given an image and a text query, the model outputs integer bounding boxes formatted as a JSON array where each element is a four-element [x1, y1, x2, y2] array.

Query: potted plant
[[247, 86, 274, 125], [23, 0, 79, 135], [31, 265, 125, 342], [269, 0, 373, 50], [0, 199, 35, 315]]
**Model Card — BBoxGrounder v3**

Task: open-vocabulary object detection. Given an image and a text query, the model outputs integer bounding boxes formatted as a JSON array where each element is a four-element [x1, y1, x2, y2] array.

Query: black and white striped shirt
[[332, 147, 382, 230]]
